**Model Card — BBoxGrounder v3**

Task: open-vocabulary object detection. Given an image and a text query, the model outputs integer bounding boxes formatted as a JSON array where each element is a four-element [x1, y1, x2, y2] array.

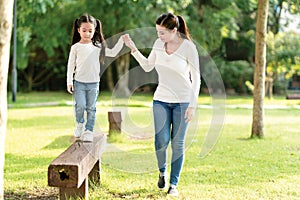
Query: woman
[[124, 13, 201, 196]]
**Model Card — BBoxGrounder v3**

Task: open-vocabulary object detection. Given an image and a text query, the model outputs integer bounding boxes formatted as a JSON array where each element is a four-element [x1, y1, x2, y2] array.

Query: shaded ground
[[4, 188, 58, 200]]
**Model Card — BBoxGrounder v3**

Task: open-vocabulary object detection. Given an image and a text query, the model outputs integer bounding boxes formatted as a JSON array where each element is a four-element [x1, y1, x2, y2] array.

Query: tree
[[251, 0, 269, 138], [14, 0, 71, 91], [0, 0, 14, 199], [269, 0, 300, 34], [266, 32, 300, 96]]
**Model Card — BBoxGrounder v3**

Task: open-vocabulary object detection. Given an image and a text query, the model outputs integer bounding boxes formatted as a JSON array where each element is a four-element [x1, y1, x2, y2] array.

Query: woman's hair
[[156, 12, 191, 40], [71, 13, 107, 63]]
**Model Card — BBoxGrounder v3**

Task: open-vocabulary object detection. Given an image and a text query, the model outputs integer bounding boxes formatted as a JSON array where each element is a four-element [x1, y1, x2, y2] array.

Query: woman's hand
[[67, 84, 73, 94], [122, 34, 137, 52], [185, 107, 195, 123]]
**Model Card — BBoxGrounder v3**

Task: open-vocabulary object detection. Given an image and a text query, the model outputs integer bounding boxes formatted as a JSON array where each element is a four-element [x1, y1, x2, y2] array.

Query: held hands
[[185, 107, 195, 123], [67, 84, 73, 94], [122, 34, 137, 52]]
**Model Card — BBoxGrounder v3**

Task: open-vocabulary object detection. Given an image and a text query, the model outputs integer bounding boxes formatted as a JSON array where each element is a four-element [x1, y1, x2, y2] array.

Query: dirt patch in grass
[[4, 187, 58, 200]]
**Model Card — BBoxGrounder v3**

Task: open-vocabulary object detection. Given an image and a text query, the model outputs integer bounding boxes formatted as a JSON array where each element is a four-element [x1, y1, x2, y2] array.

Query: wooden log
[[59, 179, 88, 200], [88, 160, 101, 184], [108, 111, 122, 134], [48, 133, 106, 199]]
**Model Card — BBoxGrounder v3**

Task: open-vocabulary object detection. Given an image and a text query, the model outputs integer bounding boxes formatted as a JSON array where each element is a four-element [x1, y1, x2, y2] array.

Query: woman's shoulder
[[182, 39, 196, 49], [153, 38, 164, 48]]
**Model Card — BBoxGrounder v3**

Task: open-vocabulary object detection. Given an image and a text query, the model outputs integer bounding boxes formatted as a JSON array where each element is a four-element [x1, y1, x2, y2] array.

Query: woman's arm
[[105, 36, 124, 57], [131, 50, 156, 72], [123, 34, 156, 72], [185, 42, 201, 122], [188, 42, 201, 108]]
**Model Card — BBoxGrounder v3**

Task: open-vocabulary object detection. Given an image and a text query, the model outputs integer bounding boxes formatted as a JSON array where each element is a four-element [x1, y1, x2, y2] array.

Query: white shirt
[[131, 38, 201, 107], [67, 38, 124, 85]]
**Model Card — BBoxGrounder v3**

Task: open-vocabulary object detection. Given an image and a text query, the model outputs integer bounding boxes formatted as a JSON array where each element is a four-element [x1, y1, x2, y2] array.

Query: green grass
[[4, 92, 300, 199]]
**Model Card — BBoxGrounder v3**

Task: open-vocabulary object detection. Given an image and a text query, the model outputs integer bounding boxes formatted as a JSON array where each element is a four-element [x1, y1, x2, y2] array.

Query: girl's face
[[78, 22, 95, 43], [156, 24, 177, 43]]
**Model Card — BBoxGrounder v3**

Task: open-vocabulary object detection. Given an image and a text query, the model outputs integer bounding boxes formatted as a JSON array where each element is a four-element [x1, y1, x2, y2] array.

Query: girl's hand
[[123, 34, 137, 52], [185, 107, 195, 123], [67, 84, 73, 94]]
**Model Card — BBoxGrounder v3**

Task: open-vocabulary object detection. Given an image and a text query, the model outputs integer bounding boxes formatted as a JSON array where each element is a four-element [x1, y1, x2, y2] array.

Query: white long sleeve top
[[131, 38, 201, 107], [67, 37, 124, 85]]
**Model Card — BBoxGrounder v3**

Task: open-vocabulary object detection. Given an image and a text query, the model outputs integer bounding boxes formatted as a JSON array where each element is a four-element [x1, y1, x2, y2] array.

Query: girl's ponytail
[[71, 18, 81, 46], [94, 19, 106, 64]]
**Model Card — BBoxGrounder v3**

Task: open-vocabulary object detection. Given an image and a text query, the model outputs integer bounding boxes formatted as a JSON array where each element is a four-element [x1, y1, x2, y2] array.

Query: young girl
[[67, 13, 125, 142], [124, 13, 201, 196]]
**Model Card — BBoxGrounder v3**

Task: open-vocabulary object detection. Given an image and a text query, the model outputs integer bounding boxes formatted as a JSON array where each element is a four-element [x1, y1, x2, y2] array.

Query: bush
[[216, 59, 253, 94]]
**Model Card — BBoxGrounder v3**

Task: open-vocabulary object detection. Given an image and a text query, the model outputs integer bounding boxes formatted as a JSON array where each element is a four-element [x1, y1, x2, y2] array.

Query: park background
[[3, 0, 300, 199], [7, 0, 300, 96]]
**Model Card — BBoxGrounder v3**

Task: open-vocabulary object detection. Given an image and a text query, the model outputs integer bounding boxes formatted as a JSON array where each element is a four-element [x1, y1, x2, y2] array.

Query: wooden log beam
[[108, 111, 122, 134], [48, 133, 106, 199]]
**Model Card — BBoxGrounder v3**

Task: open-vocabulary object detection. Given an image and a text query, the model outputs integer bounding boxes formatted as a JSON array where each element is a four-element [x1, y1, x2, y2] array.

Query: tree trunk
[[0, 0, 14, 199], [265, 72, 273, 99], [251, 0, 269, 138], [106, 66, 114, 91], [114, 54, 131, 97]]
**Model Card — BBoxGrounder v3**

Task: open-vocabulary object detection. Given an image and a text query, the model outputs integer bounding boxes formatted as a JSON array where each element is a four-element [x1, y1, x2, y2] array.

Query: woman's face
[[78, 22, 95, 43], [156, 24, 177, 43]]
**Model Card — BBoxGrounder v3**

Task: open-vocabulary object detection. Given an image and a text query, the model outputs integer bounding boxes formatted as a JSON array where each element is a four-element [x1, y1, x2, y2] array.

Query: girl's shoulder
[[70, 42, 81, 49], [72, 42, 101, 49]]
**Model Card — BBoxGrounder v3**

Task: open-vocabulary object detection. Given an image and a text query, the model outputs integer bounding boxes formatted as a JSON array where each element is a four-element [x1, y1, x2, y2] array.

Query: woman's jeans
[[153, 100, 189, 186], [74, 81, 99, 132]]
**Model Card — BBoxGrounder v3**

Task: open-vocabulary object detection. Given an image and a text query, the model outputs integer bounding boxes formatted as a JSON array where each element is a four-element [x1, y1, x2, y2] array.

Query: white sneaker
[[167, 185, 179, 196], [74, 122, 84, 138], [81, 130, 93, 142]]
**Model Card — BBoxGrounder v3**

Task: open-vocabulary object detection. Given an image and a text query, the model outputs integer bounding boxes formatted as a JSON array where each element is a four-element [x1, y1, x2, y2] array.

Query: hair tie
[[175, 16, 180, 28], [75, 18, 80, 27]]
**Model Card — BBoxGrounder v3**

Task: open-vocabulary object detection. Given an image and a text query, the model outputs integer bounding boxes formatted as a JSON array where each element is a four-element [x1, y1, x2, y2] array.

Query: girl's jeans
[[74, 81, 99, 132], [153, 100, 189, 186]]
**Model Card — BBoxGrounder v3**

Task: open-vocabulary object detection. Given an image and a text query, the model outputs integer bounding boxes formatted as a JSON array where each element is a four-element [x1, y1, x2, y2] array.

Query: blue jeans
[[74, 81, 99, 132], [153, 100, 189, 186]]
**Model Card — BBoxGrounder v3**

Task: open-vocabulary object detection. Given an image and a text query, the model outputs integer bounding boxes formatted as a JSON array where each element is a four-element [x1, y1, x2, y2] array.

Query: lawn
[[4, 92, 300, 199]]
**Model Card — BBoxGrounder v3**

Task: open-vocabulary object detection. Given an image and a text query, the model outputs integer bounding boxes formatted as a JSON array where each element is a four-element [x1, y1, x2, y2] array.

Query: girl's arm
[[105, 37, 124, 57], [123, 34, 156, 72], [66, 46, 76, 94]]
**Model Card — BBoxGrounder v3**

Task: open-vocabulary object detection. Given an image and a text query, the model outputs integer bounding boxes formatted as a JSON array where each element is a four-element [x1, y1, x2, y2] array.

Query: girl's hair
[[71, 13, 107, 63], [156, 12, 191, 40]]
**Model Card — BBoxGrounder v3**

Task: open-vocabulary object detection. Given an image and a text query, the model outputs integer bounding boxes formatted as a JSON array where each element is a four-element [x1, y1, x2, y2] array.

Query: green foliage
[[268, 0, 300, 34], [217, 59, 253, 94], [10, 0, 300, 93], [190, 0, 241, 52], [235, 0, 257, 13], [266, 31, 300, 84], [14, 0, 73, 91]]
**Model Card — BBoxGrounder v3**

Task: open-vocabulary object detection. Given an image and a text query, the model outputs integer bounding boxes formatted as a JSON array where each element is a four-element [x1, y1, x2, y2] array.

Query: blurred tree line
[[8, 0, 300, 95]]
